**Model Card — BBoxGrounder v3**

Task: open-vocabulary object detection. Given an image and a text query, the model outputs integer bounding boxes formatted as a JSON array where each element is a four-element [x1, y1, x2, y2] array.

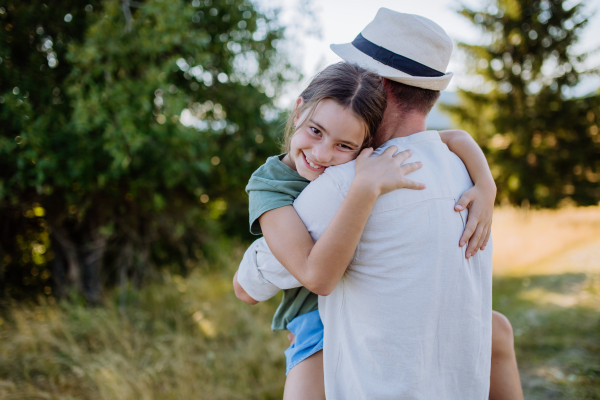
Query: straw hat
[[331, 8, 454, 91]]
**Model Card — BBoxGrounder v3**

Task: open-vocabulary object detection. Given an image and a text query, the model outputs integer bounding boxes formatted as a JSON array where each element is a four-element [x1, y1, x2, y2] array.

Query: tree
[[0, 0, 299, 302], [445, 0, 600, 207]]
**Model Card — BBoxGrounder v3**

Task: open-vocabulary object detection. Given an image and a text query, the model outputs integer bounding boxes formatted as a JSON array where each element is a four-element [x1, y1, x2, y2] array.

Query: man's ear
[[293, 97, 304, 125], [382, 78, 391, 90]]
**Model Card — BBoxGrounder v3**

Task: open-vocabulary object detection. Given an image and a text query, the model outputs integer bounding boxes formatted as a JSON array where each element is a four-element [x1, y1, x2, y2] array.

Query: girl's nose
[[312, 144, 333, 164]]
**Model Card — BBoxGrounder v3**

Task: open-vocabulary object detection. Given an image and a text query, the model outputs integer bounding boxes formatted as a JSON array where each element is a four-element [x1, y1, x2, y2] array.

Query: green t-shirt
[[245, 155, 319, 331]]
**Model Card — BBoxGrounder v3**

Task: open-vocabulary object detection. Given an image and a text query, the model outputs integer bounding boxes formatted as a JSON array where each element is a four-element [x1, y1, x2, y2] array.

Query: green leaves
[[0, 0, 299, 300], [447, 0, 600, 207]]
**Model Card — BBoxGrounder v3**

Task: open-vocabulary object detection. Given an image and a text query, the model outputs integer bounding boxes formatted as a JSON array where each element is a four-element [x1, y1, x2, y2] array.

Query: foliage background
[[0, 0, 599, 398], [443, 0, 600, 207], [0, 0, 298, 302]]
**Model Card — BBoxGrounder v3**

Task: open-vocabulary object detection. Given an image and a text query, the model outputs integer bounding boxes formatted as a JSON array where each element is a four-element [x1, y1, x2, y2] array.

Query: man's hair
[[385, 80, 441, 116]]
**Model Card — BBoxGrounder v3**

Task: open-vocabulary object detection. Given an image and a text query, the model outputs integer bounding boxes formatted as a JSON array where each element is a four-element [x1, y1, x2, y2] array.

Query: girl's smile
[[283, 99, 366, 181], [301, 151, 326, 172]]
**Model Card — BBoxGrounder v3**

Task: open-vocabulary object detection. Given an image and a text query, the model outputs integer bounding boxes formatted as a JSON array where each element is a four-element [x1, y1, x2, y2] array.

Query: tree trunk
[[50, 226, 82, 294], [133, 240, 150, 289], [81, 231, 107, 305], [49, 236, 67, 299], [117, 242, 133, 314], [0, 243, 5, 299]]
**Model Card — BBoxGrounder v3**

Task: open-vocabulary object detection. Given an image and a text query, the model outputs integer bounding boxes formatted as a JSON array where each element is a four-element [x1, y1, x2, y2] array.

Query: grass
[[494, 273, 600, 399], [491, 206, 600, 275], [0, 206, 599, 398], [491, 206, 600, 399], [0, 246, 289, 399]]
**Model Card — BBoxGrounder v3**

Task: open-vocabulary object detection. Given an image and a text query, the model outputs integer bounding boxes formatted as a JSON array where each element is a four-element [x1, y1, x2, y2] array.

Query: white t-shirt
[[238, 131, 493, 399]]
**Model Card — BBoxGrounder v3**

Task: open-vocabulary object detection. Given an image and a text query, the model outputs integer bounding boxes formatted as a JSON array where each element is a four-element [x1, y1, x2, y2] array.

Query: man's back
[[293, 131, 492, 399]]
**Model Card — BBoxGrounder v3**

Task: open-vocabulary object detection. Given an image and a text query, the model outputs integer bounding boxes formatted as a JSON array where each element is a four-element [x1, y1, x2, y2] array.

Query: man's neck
[[374, 108, 428, 148]]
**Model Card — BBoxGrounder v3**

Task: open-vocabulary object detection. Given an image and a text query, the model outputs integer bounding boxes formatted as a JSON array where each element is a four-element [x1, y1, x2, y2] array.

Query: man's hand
[[233, 270, 258, 305], [454, 181, 496, 259]]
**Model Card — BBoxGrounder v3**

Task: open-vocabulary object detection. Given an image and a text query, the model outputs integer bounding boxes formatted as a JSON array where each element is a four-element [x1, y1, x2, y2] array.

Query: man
[[238, 9, 494, 399]]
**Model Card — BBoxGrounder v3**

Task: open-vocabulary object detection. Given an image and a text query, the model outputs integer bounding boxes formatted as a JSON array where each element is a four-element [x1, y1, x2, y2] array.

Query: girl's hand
[[355, 146, 425, 196], [454, 182, 496, 258]]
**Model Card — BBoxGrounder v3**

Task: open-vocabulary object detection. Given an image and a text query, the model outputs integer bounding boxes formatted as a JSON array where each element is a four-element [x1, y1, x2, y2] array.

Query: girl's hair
[[283, 62, 386, 152]]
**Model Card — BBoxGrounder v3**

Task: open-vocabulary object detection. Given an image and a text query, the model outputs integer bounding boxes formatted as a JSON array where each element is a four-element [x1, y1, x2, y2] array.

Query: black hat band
[[352, 33, 445, 78]]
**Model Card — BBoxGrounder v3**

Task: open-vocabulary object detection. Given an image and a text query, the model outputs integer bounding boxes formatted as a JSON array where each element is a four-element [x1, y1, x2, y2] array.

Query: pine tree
[[445, 0, 600, 207]]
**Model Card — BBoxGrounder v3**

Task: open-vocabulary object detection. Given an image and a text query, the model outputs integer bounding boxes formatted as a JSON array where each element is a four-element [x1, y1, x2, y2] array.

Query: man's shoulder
[[292, 161, 353, 239], [293, 160, 355, 208], [295, 160, 354, 203], [318, 160, 356, 195]]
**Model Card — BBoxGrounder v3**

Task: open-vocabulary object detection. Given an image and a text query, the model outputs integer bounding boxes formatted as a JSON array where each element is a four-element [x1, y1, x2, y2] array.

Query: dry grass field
[[0, 246, 290, 400], [492, 206, 600, 276], [0, 207, 598, 399], [491, 206, 600, 399]]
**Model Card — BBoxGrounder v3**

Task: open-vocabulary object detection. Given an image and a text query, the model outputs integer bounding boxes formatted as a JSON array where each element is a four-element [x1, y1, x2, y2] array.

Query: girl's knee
[[492, 311, 515, 358]]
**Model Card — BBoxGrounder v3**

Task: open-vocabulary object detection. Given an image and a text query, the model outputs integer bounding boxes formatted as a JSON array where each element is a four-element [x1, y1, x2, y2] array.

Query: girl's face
[[285, 99, 366, 181]]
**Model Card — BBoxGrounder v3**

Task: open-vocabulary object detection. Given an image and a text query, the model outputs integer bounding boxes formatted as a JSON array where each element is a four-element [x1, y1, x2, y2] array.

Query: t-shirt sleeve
[[248, 184, 296, 235], [240, 172, 347, 301], [237, 237, 303, 301], [293, 171, 347, 242]]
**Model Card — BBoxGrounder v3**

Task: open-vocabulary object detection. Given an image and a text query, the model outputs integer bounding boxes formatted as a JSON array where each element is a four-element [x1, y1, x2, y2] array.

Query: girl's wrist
[[474, 177, 497, 194], [352, 174, 382, 198]]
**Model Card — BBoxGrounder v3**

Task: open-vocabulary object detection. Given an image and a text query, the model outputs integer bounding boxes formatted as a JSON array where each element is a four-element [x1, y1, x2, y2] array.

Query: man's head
[[330, 9, 452, 141], [330, 8, 454, 91], [384, 79, 441, 116]]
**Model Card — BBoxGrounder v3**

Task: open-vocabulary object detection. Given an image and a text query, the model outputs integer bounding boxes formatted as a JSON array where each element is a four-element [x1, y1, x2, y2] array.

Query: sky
[[257, 0, 600, 105]]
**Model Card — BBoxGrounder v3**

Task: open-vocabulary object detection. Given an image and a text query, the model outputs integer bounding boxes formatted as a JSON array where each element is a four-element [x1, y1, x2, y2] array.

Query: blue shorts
[[284, 309, 324, 375]]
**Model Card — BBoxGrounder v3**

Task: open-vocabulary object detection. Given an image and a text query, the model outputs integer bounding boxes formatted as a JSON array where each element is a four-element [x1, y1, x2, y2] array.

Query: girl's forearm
[[259, 179, 378, 297], [439, 130, 496, 191], [260, 147, 421, 296], [302, 178, 378, 295]]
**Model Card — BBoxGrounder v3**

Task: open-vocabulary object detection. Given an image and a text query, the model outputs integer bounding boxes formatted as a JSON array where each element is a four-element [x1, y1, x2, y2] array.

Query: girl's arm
[[259, 146, 423, 296], [233, 270, 258, 304], [439, 129, 497, 258], [233, 237, 303, 304]]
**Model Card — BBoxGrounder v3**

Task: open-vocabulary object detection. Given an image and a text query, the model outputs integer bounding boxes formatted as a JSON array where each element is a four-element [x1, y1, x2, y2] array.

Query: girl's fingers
[[391, 148, 412, 162], [480, 225, 491, 250], [381, 145, 399, 158], [455, 189, 474, 211], [465, 223, 484, 258], [459, 214, 478, 247], [358, 147, 374, 158], [399, 161, 423, 175], [399, 178, 426, 190], [481, 227, 491, 251], [474, 224, 489, 253]]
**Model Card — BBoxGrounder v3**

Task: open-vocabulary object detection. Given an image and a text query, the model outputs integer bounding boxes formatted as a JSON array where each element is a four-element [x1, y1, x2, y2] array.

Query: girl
[[233, 62, 523, 400]]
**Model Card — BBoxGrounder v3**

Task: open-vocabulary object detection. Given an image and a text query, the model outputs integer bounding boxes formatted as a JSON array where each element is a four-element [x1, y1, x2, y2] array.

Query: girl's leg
[[283, 313, 521, 400], [283, 350, 325, 400], [489, 311, 524, 400]]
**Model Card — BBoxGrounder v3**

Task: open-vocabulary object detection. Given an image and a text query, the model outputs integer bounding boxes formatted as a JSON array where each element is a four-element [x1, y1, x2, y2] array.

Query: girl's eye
[[338, 144, 353, 150], [310, 127, 321, 136]]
